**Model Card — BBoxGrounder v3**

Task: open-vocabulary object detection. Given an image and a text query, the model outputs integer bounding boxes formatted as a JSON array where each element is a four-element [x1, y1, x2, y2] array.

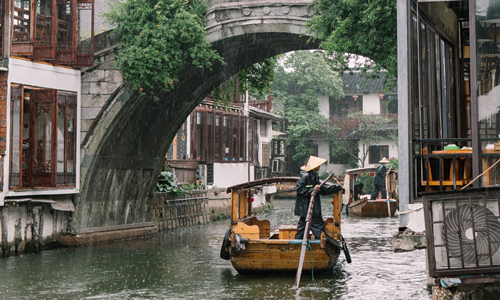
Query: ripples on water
[[0, 197, 432, 300]]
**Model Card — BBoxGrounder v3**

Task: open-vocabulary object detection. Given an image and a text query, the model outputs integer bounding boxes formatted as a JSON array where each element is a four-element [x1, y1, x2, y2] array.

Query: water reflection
[[0, 197, 432, 299]]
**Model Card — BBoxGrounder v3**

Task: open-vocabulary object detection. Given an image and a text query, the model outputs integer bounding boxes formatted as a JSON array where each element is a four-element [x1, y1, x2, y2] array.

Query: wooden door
[[30, 89, 56, 187]]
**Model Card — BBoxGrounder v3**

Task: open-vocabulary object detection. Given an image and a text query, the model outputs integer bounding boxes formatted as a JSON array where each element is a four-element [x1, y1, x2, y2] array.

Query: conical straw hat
[[379, 157, 390, 164], [305, 155, 327, 172], [300, 165, 306, 171]]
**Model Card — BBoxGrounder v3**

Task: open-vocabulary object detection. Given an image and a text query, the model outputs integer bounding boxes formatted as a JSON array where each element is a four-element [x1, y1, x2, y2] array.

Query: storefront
[[399, 0, 500, 286]]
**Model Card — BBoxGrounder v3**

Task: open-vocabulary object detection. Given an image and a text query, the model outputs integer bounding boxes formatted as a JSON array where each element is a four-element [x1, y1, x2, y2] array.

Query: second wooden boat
[[348, 198, 398, 217], [344, 167, 399, 217]]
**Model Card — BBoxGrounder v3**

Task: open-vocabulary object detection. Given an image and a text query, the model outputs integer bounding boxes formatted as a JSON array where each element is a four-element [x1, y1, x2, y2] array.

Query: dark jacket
[[373, 163, 393, 186], [373, 164, 388, 186], [294, 171, 342, 218]]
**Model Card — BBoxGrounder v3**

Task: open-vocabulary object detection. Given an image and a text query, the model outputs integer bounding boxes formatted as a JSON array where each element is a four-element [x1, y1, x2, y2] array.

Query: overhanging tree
[[105, 0, 224, 96], [272, 51, 344, 164], [330, 111, 395, 167], [308, 0, 397, 82]]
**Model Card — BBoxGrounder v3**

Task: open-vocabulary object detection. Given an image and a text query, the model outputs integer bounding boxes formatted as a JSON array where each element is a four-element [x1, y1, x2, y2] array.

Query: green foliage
[[330, 111, 394, 167], [156, 170, 181, 195], [217, 213, 227, 220], [105, 0, 224, 97], [272, 51, 344, 162], [389, 158, 399, 170], [238, 57, 278, 98], [213, 80, 234, 109], [308, 0, 397, 83], [212, 57, 277, 107], [319, 171, 338, 182], [180, 182, 206, 190], [356, 173, 374, 196]]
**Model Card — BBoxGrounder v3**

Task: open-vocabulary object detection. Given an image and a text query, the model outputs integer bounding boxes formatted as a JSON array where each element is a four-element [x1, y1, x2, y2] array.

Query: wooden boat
[[344, 167, 399, 217], [220, 177, 346, 274]]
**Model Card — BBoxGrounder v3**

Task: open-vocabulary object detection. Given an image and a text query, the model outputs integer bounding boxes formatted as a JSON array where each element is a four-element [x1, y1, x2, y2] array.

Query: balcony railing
[[414, 139, 472, 195]]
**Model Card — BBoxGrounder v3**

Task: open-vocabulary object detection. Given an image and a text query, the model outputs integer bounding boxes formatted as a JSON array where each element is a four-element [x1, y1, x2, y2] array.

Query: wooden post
[[386, 165, 393, 217], [239, 191, 247, 218], [332, 190, 342, 239], [247, 191, 252, 216]]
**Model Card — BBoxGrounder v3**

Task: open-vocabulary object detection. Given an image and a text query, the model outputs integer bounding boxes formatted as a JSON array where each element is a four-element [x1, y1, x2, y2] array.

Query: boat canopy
[[226, 177, 300, 193], [344, 167, 377, 175]]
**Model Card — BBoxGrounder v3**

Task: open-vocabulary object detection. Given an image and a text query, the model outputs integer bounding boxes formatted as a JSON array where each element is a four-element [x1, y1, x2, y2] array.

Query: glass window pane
[[239, 117, 245, 161], [35, 0, 53, 40], [195, 111, 205, 160], [223, 115, 230, 161], [476, 0, 500, 186], [207, 112, 214, 161], [253, 120, 259, 165], [232, 116, 238, 161], [215, 114, 221, 162], [67, 106, 75, 174], [57, 105, 65, 173], [34, 102, 52, 175], [260, 119, 267, 137], [10, 86, 22, 188], [13, 0, 31, 42], [57, 1, 73, 46], [247, 118, 252, 162]]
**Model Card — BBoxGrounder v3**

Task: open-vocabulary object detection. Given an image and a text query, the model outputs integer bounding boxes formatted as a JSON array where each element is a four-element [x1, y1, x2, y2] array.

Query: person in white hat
[[370, 157, 393, 199], [294, 155, 343, 240]]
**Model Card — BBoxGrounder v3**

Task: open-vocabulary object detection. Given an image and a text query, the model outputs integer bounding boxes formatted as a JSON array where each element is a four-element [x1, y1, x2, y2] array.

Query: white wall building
[[316, 71, 398, 175]]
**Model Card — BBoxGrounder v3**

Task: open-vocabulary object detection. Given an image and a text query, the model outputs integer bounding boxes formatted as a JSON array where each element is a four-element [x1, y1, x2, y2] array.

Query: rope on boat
[[301, 240, 314, 281]]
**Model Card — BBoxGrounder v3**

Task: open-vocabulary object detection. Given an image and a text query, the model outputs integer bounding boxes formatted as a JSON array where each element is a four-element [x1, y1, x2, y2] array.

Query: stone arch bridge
[[75, 0, 320, 231]]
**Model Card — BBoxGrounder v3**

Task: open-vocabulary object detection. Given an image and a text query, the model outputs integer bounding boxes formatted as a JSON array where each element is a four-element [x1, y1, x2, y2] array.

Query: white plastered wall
[[318, 94, 329, 118], [213, 162, 250, 188], [362, 93, 381, 114], [360, 138, 399, 167]]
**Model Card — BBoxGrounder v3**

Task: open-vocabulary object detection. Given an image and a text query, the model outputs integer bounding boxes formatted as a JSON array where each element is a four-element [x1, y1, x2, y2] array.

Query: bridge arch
[[74, 1, 320, 229]]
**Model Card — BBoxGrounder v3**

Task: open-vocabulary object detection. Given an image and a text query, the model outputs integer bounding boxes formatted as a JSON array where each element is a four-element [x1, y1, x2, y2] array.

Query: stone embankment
[[60, 189, 231, 248], [1, 188, 262, 256], [153, 189, 228, 231]]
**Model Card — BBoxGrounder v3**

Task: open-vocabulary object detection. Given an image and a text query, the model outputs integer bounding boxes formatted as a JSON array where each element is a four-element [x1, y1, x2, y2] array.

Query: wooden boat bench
[[234, 217, 271, 239], [278, 224, 297, 239]]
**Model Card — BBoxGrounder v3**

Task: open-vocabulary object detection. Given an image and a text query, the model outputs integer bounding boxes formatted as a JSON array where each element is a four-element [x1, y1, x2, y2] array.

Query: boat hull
[[230, 238, 341, 274], [348, 199, 398, 217]]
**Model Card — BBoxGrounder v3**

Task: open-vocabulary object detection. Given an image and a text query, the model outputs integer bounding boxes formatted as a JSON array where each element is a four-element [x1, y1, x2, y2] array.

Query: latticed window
[[190, 110, 248, 163], [10, 0, 94, 67], [262, 143, 270, 167], [10, 84, 77, 189], [369, 145, 389, 165]]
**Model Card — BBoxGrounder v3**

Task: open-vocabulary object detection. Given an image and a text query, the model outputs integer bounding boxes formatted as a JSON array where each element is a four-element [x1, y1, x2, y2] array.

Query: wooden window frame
[[9, 84, 77, 189], [369, 145, 389, 165]]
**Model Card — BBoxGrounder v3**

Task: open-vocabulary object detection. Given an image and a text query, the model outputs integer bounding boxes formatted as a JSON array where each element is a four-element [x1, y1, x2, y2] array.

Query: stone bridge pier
[[72, 0, 319, 236]]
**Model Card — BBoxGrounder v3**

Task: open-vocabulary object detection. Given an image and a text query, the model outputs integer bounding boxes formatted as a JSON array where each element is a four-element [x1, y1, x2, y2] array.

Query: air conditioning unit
[[431, 196, 500, 270]]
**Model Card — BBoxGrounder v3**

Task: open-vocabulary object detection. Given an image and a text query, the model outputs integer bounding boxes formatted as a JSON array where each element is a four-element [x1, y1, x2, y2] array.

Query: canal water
[[0, 197, 432, 299]]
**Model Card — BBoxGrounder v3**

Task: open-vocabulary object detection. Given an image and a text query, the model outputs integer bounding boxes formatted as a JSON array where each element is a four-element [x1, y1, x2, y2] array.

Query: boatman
[[295, 156, 343, 240], [353, 183, 364, 201], [370, 157, 393, 199]]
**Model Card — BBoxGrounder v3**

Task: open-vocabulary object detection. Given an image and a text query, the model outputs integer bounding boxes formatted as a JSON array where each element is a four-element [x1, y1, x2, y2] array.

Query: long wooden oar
[[294, 172, 335, 288], [385, 164, 393, 217]]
